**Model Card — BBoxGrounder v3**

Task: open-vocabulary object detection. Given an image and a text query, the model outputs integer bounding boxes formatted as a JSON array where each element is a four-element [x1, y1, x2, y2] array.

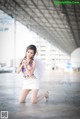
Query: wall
[[71, 48, 80, 68], [0, 11, 14, 66]]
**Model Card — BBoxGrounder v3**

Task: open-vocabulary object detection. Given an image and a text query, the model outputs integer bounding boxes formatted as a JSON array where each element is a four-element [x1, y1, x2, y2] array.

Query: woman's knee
[[19, 100, 25, 103], [19, 98, 25, 103], [31, 99, 37, 104]]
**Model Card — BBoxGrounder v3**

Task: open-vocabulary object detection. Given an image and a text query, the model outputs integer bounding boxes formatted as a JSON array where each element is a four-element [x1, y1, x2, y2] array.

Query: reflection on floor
[[0, 71, 80, 119]]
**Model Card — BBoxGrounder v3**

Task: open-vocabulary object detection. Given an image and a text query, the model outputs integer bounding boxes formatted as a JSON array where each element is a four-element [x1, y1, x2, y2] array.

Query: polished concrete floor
[[0, 71, 80, 119]]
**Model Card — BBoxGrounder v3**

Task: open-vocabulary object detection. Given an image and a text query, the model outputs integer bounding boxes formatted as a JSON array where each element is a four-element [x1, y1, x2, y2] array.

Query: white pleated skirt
[[22, 77, 40, 89]]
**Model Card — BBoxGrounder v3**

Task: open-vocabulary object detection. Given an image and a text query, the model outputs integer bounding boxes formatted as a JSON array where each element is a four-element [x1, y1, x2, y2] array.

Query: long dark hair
[[20, 45, 37, 65], [26, 44, 37, 56]]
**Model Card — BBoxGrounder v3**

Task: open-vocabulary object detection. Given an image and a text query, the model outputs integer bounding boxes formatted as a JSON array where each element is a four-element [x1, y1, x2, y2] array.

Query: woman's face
[[26, 49, 35, 59]]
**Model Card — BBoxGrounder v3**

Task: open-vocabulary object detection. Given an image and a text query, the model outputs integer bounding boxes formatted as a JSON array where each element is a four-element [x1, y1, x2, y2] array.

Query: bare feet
[[45, 91, 49, 102]]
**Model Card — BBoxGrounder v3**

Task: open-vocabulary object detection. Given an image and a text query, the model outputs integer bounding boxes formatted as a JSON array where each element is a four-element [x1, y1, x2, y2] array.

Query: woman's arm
[[16, 59, 25, 74], [16, 58, 29, 74], [16, 63, 23, 74]]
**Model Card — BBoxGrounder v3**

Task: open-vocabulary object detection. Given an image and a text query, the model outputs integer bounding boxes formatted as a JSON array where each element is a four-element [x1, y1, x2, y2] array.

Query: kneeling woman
[[17, 44, 49, 104]]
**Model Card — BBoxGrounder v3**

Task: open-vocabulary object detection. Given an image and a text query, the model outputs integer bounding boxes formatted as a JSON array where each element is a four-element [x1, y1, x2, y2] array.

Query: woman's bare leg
[[31, 89, 49, 104], [19, 89, 31, 103]]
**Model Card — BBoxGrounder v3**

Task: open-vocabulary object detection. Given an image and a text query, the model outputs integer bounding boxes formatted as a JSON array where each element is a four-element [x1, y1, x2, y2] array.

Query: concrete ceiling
[[0, 0, 80, 55]]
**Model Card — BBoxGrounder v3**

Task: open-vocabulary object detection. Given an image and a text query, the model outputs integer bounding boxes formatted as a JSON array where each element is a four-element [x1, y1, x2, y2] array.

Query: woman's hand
[[22, 59, 30, 68], [16, 59, 27, 73], [21, 59, 27, 68]]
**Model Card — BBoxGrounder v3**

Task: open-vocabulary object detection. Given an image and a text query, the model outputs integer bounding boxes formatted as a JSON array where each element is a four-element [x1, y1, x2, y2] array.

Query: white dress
[[22, 77, 40, 89], [22, 58, 44, 90]]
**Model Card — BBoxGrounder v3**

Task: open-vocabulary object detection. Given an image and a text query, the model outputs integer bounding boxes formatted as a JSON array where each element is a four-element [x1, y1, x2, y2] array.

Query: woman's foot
[[45, 91, 49, 102]]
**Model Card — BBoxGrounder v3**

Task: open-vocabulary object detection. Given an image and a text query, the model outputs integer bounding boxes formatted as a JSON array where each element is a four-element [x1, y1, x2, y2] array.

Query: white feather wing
[[34, 58, 45, 80]]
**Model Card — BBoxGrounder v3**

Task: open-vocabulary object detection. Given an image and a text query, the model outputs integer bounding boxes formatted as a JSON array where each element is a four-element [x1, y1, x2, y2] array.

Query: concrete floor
[[0, 71, 80, 119]]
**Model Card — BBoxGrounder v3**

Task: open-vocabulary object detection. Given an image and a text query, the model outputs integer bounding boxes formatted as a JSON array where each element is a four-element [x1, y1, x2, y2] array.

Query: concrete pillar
[[71, 48, 80, 71]]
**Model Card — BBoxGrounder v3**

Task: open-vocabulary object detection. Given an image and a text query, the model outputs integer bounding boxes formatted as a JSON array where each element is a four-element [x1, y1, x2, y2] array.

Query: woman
[[17, 44, 49, 104]]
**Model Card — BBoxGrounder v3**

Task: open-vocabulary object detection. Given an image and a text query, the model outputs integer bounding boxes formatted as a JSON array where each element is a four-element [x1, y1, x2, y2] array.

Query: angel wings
[[34, 57, 45, 80]]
